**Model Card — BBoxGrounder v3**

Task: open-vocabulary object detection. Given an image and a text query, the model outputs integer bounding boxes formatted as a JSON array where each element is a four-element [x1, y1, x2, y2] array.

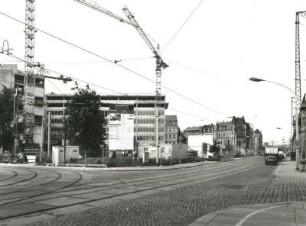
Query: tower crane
[[74, 0, 168, 95], [24, 0, 38, 144], [74, 0, 168, 163], [23, 0, 73, 155]]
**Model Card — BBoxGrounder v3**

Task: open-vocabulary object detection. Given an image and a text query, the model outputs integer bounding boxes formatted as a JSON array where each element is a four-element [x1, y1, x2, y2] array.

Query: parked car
[[265, 155, 278, 165]]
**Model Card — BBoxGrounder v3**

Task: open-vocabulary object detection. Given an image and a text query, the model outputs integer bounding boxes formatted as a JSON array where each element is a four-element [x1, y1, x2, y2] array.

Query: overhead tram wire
[[0, 10, 225, 117], [43, 67, 124, 94], [168, 108, 203, 120], [46, 78, 63, 94], [45, 56, 153, 65], [2, 49, 213, 121], [162, 0, 207, 52], [1, 51, 123, 94]]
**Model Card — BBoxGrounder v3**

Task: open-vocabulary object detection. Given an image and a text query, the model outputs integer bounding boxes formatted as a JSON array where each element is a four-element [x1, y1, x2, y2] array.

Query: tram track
[[0, 169, 38, 188], [0, 158, 263, 221], [0, 169, 18, 182], [0, 168, 83, 205]]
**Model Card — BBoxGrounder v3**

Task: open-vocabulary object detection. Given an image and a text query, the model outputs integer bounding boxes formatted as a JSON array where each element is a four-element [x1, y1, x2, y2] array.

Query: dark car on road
[[265, 155, 278, 165]]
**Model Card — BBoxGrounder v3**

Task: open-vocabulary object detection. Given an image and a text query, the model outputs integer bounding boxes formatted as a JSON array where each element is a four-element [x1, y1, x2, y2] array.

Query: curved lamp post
[[249, 77, 300, 170]]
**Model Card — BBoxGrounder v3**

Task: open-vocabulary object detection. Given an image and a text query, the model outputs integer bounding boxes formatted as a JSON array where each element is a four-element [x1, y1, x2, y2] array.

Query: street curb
[[0, 161, 216, 171]]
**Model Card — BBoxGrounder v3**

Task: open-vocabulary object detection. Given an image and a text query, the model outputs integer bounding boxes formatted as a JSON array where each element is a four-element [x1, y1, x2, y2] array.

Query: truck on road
[[265, 147, 279, 165]]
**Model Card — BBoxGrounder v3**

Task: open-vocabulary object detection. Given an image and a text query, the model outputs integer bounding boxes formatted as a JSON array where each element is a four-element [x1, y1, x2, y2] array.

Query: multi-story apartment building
[[215, 121, 236, 154], [45, 93, 168, 157], [232, 116, 248, 155], [183, 124, 215, 137], [0, 64, 44, 154], [165, 115, 178, 144]]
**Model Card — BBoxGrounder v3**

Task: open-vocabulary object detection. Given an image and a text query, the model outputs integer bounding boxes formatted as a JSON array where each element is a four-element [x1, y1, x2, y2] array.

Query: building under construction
[[45, 93, 169, 158]]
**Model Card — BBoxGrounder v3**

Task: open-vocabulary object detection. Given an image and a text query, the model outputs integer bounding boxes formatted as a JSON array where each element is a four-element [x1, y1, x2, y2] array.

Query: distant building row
[[0, 64, 263, 162], [184, 117, 263, 158]]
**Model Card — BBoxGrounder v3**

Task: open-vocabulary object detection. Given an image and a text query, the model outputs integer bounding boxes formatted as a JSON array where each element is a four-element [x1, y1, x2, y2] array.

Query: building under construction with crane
[[0, 0, 72, 157], [0, 0, 168, 161], [45, 93, 169, 162], [72, 0, 169, 163]]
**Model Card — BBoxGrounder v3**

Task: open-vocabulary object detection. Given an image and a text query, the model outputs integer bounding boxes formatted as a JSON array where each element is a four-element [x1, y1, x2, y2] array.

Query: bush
[[107, 159, 117, 167], [69, 158, 78, 163], [106, 157, 138, 167], [160, 158, 171, 166]]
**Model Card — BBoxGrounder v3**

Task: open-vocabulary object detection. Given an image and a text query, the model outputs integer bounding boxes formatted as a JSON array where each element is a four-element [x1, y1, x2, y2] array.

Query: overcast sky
[[0, 0, 306, 145]]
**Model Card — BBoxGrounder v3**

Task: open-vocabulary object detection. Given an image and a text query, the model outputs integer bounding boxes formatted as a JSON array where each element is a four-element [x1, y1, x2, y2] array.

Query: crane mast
[[74, 0, 168, 95], [24, 0, 37, 143], [295, 11, 305, 109], [122, 6, 168, 96]]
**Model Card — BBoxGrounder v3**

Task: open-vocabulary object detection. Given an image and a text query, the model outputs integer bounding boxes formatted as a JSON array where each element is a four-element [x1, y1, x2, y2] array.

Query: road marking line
[[235, 204, 287, 226]]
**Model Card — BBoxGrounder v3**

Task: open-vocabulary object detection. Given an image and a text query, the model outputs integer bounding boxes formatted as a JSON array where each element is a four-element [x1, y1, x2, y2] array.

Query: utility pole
[[63, 97, 67, 164], [295, 11, 306, 170], [47, 112, 51, 159], [39, 95, 45, 163], [13, 88, 18, 157]]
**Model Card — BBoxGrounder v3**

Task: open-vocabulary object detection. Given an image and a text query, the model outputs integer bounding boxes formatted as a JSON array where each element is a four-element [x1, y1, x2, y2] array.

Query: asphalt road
[[0, 156, 304, 226]]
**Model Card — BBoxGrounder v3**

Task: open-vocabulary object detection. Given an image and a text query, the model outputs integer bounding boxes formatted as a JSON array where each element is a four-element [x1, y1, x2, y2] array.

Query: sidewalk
[[0, 160, 214, 171], [188, 158, 306, 226]]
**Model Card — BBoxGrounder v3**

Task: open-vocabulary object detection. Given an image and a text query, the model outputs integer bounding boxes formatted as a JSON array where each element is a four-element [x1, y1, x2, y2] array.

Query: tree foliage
[[65, 83, 105, 156], [177, 128, 187, 144], [210, 140, 220, 156], [0, 86, 22, 151]]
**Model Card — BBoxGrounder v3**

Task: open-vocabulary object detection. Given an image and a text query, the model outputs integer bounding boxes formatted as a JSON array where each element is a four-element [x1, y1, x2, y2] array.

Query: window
[[15, 74, 24, 85], [34, 115, 42, 125], [35, 78, 44, 88], [34, 97, 44, 107]]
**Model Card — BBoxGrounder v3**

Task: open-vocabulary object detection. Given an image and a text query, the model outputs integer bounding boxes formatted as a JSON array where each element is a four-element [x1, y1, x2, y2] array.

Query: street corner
[[188, 202, 300, 226]]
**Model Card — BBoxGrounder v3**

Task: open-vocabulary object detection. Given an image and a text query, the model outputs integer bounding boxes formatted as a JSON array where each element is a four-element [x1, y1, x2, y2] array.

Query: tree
[[65, 83, 105, 157], [210, 140, 220, 157], [0, 86, 18, 151], [177, 127, 187, 144]]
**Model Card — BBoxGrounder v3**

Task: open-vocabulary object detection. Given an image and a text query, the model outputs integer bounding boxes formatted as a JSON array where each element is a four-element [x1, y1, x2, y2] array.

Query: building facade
[[183, 124, 215, 158], [215, 121, 236, 156], [183, 117, 257, 158], [232, 116, 248, 155], [0, 64, 44, 154], [45, 94, 168, 158], [165, 115, 178, 144]]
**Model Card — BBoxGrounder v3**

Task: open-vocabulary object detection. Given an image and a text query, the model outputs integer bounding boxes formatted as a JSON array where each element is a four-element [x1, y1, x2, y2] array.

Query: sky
[[0, 0, 306, 145]]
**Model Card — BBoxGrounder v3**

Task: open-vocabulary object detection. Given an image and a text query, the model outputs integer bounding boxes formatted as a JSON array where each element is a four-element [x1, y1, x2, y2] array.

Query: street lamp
[[249, 77, 295, 94], [249, 77, 300, 169]]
